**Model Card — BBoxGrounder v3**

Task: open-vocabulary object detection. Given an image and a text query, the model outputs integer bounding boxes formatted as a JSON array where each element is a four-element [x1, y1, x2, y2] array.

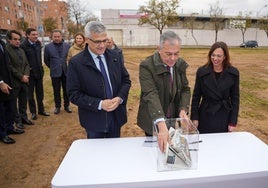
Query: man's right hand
[[157, 121, 170, 153], [0, 82, 12, 94]]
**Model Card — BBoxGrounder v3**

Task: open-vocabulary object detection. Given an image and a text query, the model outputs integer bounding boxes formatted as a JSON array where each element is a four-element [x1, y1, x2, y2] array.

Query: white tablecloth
[[51, 132, 268, 188]]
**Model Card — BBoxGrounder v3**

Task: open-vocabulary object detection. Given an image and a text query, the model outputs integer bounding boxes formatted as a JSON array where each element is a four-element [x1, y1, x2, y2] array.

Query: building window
[[5, 6, 9, 12], [17, 0, 21, 7]]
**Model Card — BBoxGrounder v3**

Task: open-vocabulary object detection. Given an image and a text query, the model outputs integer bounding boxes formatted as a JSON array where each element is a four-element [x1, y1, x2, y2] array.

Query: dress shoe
[[31, 113, 37, 120], [38, 111, 50, 116], [8, 128, 25, 135], [64, 106, 72, 113], [16, 123, 25, 129], [22, 118, 34, 125], [1, 136, 15, 144], [54, 107, 60, 114]]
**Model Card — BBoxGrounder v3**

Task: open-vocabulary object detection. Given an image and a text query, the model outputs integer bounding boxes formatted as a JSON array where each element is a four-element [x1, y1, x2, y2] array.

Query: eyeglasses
[[88, 38, 108, 45]]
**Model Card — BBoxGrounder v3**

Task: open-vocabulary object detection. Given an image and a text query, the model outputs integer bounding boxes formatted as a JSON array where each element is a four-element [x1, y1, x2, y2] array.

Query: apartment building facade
[[0, 0, 37, 35], [0, 0, 68, 37]]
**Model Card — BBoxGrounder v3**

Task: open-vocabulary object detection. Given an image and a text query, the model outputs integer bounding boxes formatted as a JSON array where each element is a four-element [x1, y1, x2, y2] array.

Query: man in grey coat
[[137, 31, 191, 152]]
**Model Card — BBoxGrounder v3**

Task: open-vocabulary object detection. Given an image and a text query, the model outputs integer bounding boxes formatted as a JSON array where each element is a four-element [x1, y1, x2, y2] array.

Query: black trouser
[[28, 76, 45, 113], [12, 83, 28, 123], [0, 99, 15, 138], [51, 74, 69, 108]]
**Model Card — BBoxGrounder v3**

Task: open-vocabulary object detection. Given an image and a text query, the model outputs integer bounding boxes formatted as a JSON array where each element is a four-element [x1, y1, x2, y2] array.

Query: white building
[[101, 9, 268, 47]]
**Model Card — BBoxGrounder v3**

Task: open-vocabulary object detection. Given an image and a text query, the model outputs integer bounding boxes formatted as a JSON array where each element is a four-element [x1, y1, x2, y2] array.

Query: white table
[[51, 132, 268, 188]]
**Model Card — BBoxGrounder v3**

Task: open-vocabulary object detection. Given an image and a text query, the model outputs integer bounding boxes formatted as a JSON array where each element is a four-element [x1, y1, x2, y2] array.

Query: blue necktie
[[97, 56, 112, 98]]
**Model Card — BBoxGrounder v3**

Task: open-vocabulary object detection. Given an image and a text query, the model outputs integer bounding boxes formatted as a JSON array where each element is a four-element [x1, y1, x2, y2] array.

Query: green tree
[[43, 17, 58, 35], [138, 0, 180, 35], [17, 19, 29, 31]]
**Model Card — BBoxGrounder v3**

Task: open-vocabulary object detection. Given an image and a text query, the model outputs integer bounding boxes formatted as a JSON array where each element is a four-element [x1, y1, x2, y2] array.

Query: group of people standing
[[66, 21, 239, 152], [0, 29, 48, 144], [0, 28, 87, 144], [0, 20, 239, 150]]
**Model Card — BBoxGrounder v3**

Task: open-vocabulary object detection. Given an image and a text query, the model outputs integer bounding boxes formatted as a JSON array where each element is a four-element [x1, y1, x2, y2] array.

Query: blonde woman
[[67, 32, 85, 63]]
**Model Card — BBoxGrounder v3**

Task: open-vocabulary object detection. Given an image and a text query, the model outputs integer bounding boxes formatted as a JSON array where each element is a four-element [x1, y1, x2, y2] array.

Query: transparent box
[[153, 118, 199, 171]]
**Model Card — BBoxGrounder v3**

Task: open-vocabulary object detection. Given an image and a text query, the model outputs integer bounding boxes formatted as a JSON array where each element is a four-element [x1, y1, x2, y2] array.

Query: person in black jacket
[[0, 39, 24, 144], [190, 41, 240, 133], [67, 21, 131, 139], [21, 28, 50, 120], [6, 30, 34, 128]]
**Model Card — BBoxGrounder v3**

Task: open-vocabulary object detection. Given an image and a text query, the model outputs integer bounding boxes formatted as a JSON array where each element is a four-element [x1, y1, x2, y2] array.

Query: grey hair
[[159, 30, 182, 49], [84, 21, 107, 38]]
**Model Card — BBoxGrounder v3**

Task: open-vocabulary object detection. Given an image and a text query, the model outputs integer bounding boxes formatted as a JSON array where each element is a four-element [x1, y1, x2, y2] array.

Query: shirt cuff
[[98, 100, 103, 110]]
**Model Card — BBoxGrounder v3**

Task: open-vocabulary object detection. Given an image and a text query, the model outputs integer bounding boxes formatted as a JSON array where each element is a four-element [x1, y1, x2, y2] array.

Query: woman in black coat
[[190, 41, 239, 133]]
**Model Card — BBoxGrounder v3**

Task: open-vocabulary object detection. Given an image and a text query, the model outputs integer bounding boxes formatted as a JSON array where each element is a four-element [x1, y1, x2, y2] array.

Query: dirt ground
[[0, 48, 267, 188]]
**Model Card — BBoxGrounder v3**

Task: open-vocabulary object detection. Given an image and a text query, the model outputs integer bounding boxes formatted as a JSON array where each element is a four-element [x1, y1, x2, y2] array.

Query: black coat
[[20, 39, 44, 79], [190, 65, 239, 133], [67, 47, 131, 132], [0, 39, 14, 101]]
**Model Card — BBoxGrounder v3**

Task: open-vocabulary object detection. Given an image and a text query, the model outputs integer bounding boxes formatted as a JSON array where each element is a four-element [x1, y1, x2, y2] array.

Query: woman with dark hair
[[190, 41, 240, 133]]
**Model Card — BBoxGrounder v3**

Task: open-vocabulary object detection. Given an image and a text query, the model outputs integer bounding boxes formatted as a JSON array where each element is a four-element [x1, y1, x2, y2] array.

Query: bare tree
[[67, 0, 83, 33], [184, 13, 199, 45], [209, 1, 224, 42], [230, 14, 252, 43], [138, 0, 180, 35], [258, 17, 268, 38], [67, 0, 99, 36]]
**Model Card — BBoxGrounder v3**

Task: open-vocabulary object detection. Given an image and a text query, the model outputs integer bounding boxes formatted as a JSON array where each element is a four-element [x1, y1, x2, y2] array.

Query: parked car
[[240, 40, 258, 48]]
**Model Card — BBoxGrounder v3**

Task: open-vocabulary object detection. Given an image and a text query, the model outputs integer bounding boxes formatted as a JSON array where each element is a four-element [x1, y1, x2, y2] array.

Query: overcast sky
[[82, 0, 268, 18]]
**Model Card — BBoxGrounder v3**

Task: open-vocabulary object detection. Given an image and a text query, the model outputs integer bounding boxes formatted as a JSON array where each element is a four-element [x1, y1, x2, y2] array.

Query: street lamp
[[255, 4, 267, 41]]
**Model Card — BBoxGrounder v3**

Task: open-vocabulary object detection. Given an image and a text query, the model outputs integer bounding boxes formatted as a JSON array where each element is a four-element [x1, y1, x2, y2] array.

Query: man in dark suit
[[21, 28, 50, 120], [44, 30, 71, 114], [6, 30, 34, 128], [0, 38, 24, 144], [67, 21, 131, 138]]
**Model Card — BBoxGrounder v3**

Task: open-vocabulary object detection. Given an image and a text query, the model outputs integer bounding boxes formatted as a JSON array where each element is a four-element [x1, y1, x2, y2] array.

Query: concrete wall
[[102, 9, 268, 47]]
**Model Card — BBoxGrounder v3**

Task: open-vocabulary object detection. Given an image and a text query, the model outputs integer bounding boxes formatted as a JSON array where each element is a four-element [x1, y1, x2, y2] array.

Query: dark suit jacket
[[44, 41, 70, 77], [67, 47, 131, 132], [190, 64, 239, 133], [21, 39, 44, 79], [0, 40, 14, 101]]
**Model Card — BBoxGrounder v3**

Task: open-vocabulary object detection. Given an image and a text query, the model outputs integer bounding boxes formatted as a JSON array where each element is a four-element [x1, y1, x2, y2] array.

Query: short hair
[[206, 41, 231, 68], [25, 28, 36, 36], [51, 29, 62, 36], [6, 30, 21, 40], [84, 21, 106, 38], [159, 30, 181, 49]]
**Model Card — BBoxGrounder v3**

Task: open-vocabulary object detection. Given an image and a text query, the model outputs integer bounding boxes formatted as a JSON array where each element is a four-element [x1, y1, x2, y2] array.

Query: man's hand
[[157, 121, 170, 153], [101, 97, 121, 112], [21, 75, 29, 83], [179, 109, 188, 119], [0, 82, 12, 94]]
